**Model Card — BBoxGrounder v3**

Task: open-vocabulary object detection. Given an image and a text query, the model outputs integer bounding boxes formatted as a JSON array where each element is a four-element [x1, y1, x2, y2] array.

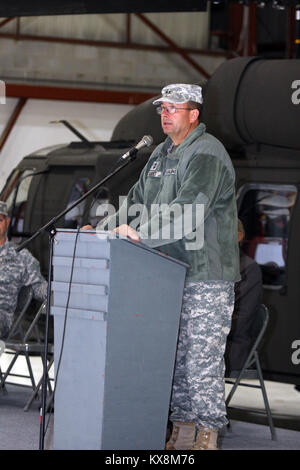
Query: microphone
[[120, 135, 153, 160]]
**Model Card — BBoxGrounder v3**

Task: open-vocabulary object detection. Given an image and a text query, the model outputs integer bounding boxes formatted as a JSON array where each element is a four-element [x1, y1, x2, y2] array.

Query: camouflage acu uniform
[[152, 83, 203, 105], [169, 280, 235, 430], [101, 83, 240, 433], [0, 241, 47, 339]]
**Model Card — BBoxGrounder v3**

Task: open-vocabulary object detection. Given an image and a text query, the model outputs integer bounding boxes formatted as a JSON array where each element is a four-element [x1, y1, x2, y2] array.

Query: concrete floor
[[1, 351, 300, 449], [2, 352, 299, 422], [226, 379, 300, 422]]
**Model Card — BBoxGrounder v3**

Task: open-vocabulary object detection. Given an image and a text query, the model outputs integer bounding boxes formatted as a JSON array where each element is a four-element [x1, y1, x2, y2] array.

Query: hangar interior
[[0, 1, 298, 187], [0, 0, 300, 451]]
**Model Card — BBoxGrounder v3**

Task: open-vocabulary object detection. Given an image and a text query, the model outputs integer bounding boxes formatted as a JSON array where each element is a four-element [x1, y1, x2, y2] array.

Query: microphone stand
[[15, 151, 141, 450]]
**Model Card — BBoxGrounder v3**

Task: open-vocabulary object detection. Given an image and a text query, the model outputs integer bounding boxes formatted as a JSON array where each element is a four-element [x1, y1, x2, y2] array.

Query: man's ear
[[189, 108, 199, 123]]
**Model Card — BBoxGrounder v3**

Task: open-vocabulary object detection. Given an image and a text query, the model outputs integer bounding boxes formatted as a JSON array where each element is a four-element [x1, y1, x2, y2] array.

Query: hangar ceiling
[[1, 1, 208, 17], [0, 0, 298, 17], [0, 1, 298, 108]]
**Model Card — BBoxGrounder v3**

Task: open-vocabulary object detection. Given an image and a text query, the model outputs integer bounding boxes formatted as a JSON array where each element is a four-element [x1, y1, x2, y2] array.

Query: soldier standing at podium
[[83, 84, 240, 450]]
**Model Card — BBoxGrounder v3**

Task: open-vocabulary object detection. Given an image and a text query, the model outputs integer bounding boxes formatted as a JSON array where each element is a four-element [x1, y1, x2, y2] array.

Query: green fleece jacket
[[99, 123, 240, 282]]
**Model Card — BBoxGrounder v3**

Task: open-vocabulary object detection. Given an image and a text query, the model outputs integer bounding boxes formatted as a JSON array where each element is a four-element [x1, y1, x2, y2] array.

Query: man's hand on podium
[[113, 224, 140, 242], [80, 224, 140, 242]]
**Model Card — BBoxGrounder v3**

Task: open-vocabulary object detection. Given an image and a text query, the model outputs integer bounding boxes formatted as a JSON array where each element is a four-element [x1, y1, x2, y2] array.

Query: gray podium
[[51, 229, 187, 450]]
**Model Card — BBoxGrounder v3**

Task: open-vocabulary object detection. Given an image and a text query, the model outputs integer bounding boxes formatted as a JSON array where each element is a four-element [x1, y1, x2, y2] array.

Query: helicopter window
[[1, 169, 34, 237], [64, 177, 90, 228], [237, 184, 297, 290]]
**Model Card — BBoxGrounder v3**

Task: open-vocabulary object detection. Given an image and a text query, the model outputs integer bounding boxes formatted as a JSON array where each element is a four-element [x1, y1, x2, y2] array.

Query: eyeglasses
[[156, 105, 194, 115]]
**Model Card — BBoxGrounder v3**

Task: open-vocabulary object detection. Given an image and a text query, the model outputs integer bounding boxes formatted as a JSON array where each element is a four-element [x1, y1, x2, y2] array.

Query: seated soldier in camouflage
[[0, 201, 47, 339]]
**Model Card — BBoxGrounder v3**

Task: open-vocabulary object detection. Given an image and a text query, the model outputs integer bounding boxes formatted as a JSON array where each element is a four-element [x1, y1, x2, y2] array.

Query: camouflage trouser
[[169, 280, 235, 430]]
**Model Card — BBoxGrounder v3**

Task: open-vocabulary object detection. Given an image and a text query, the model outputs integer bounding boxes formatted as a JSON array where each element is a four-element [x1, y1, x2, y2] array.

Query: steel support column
[[287, 6, 295, 58], [0, 97, 27, 152], [247, 3, 257, 56], [5, 83, 155, 105], [0, 17, 15, 28], [228, 2, 244, 53], [135, 13, 210, 79], [296, 7, 300, 58]]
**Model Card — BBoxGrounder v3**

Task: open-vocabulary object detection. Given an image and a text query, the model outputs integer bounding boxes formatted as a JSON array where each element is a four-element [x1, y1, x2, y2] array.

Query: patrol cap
[[0, 201, 8, 216], [153, 83, 203, 106]]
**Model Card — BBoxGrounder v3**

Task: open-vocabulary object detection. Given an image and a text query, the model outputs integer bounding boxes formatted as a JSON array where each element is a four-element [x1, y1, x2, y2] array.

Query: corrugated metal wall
[[0, 13, 210, 48]]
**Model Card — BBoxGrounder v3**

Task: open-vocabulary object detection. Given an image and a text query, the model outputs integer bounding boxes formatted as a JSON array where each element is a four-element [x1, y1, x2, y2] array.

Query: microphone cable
[[43, 226, 80, 439]]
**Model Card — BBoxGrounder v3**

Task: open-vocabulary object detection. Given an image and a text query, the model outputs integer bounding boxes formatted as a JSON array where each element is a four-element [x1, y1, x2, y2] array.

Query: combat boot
[[190, 426, 218, 450], [165, 421, 196, 450]]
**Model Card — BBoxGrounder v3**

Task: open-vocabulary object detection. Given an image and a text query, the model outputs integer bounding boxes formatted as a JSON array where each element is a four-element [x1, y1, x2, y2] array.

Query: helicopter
[[1, 56, 300, 386]]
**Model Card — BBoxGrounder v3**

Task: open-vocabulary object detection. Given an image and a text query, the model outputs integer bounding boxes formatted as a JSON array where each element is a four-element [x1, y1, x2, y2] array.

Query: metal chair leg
[[255, 352, 277, 441], [24, 357, 54, 412]]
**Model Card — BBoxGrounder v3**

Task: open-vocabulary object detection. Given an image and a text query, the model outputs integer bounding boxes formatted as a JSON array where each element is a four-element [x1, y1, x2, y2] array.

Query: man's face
[[0, 214, 9, 239], [160, 101, 198, 145]]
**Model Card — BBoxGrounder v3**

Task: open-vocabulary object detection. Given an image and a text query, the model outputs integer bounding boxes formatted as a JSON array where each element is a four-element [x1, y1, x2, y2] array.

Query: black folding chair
[[0, 287, 54, 411], [0, 285, 34, 392], [225, 304, 277, 440]]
